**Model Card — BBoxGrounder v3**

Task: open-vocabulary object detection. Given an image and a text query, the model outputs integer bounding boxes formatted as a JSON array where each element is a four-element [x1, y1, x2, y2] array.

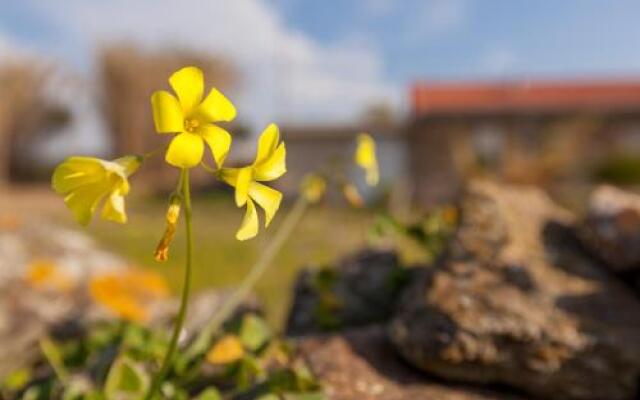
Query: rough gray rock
[[286, 250, 409, 335], [390, 181, 640, 400], [579, 185, 640, 273], [297, 325, 527, 400]]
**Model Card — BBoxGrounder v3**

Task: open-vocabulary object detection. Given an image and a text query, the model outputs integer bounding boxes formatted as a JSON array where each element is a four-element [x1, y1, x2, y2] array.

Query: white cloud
[[478, 46, 518, 76], [364, 0, 395, 18], [404, 0, 469, 42], [21, 0, 399, 127]]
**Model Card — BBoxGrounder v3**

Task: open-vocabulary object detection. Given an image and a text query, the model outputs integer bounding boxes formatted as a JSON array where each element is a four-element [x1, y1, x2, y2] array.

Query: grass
[[85, 192, 374, 329]]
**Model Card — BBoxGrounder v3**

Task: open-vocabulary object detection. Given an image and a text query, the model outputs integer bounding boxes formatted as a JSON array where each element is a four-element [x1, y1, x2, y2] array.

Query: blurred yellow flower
[[52, 156, 141, 226], [25, 259, 74, 293], [220, 124, 286, 241], [341, 182, 364, 208], [355, 133, 379, 186], [206, 334, 245, 365], [151, 66, 236, 169], [89, 269, 169, 322], [300, 173, 327, 204]]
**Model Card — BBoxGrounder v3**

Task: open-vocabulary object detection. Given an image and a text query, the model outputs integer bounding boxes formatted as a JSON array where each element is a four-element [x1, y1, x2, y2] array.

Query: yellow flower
[[300, 173, 327, 204], [151, 66, 236, 169], [89, 269, 169, 322], [25, 259, 75, 293], [355, 133, 379, 186], [220, 123, 286, 241], [52, 156, 141, 226], [206, 335, 245, 365]]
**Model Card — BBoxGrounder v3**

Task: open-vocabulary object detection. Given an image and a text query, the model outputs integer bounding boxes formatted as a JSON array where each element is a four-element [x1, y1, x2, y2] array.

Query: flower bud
[[300, 173, 327, 204], [154, 195, 182, 262], [342, 183, 364, 208]]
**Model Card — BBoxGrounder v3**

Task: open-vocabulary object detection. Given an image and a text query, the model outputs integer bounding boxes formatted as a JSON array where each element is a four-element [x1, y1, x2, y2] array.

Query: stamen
[[184, 119, 200, 133]]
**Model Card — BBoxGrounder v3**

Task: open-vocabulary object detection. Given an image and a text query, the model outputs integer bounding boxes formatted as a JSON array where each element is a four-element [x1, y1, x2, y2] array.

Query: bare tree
[[0, 63, 69, 184]]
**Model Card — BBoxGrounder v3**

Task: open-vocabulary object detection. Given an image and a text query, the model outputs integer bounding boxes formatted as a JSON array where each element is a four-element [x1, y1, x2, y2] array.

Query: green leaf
[[104, 356, 149, 400], [2, 367, 31, 391], [40, 336, 69, 381], [195, 388, 223, 400], [239, 314, 271, 352]]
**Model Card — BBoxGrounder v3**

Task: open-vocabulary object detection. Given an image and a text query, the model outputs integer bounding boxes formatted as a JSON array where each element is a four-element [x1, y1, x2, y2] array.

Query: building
[[280, 123, 409, 203], [409, 79, 640, 205]]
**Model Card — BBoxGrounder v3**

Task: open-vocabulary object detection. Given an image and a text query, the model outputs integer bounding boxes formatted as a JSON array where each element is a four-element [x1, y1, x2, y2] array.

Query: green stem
[[145, 168, 193, 400], [187, 196, 309, 357]]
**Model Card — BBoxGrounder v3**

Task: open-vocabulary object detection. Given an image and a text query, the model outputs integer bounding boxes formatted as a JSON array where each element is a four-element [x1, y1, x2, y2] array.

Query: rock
[[296, 326, 527, 400], [0, 218, 130, 377], [286, 250, 409, 335], [579, 185, 640, 273], [390, 181, 640, 400], [0, 217, 264, 378]]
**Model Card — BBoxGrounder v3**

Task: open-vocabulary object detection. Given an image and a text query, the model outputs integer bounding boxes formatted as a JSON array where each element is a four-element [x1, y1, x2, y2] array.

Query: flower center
[[184, 118, 200, 133]]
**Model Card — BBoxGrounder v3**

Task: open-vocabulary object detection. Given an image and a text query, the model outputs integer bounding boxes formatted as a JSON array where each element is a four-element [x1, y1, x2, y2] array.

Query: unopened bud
[[154, 195, 182, 262], [342, 183, 364, 208]]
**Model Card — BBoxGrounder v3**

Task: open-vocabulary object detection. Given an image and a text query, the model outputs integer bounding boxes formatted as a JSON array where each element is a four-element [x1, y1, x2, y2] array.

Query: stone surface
[[286, 250, 409, 335], [0, 217, 130, 377], [0, 218, 257, 377], [579, 185, 640, 273], [390, 181, 640, 400], [297, 326, 526, 400]]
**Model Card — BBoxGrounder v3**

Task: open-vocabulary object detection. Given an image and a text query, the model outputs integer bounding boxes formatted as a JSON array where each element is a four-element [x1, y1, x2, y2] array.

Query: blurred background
[[2, 0, 640, 325]]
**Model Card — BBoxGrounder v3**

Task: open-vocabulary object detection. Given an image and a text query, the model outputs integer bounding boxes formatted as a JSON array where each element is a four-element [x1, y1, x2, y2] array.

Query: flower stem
[[145, 168, 193, 400], [187, 196, 309, 357]]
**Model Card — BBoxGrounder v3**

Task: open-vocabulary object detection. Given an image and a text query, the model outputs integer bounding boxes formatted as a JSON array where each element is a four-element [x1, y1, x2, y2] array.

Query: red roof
[[411, 79, 640, 116]]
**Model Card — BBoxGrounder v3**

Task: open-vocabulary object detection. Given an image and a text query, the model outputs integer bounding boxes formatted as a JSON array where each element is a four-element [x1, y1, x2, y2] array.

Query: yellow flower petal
[[89, 269, 169, 322], [236, 198, 259, 241], [112, 155, 142, 180], [151, 91, 184, 133], [206, 335, 244, 365], [52, 157, 107, 194], [201, 124, 232, 168], [255, 123, 280, 165], [195, 88, 236, 122], [249, 182, 282, 227], [64, 183, 110, 226], [219, 168, 239, 186], [169, 66, 204, 114], [102, 192, 127, 224], [165, 132, 204, 168], [254, 143, 286, 181], [234, 167, 253, 207], [355, 133, 379, 186]]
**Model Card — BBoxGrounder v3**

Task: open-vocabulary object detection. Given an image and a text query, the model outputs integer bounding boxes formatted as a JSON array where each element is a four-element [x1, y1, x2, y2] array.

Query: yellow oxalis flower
[[206, 334, 245, 365], [89, 269, 169, 322], [355, 133, 379, 186], [300, 173, 326, 204], [220, 123, 286, 241], [25, 259, 75, 293], [151, 66, 236, 168], [52, 156, 141, 226]]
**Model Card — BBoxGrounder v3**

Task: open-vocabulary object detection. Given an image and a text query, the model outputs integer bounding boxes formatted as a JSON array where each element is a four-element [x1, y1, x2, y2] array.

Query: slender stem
[[187, 196, 309, 357], [145, 168, 193, 400]]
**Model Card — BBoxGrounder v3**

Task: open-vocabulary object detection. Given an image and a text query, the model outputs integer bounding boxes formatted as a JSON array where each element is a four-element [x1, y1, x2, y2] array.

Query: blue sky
[[274, 0, 640, 81], [2, 0, 640, 126]]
